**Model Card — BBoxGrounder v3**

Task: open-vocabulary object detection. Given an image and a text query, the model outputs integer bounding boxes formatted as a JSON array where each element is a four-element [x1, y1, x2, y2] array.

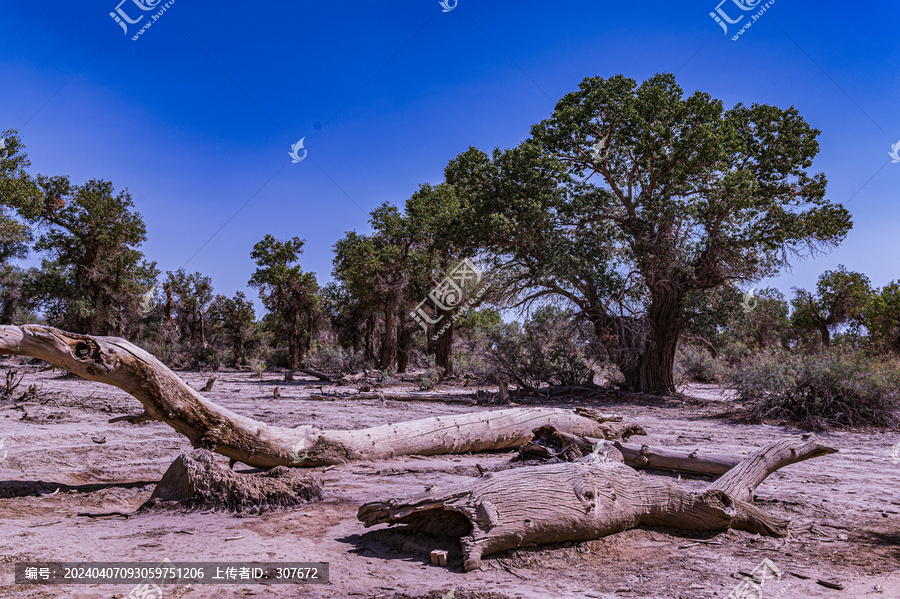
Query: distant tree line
[[4, 73, 896, 398]]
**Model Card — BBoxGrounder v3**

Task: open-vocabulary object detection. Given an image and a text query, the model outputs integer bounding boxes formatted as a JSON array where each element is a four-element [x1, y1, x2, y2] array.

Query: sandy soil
[[1, 361, 898, 599]]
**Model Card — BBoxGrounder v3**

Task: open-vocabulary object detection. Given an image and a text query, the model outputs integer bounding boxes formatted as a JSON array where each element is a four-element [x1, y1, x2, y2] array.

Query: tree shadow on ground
[[0, 479, 156, 499]]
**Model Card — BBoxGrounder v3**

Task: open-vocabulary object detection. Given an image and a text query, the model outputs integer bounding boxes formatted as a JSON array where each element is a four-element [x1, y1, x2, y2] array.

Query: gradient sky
[[2, 1, 898, 312]]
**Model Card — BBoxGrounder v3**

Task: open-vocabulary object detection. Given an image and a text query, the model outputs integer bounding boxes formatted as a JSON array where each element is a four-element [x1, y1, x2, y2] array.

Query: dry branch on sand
[[0, 325, 642, 469], [358, 436, 836, 571]]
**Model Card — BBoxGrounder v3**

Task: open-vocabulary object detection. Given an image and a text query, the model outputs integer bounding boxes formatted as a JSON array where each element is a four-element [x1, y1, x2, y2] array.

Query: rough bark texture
[[396, 325, 412, 374], [434, 314, 453, 375], [380, 300, 398, 370], [358, 436, 836, 571], [0, 325, 642, 469]]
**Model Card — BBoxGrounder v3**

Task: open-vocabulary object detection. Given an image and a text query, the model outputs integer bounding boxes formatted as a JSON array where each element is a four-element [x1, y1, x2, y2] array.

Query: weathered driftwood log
[[605, 439, 740, 476], [358, 436, 836, 571], [285, 368, 332, 382], [306, 391, 476, 405], [520, 426, 742, 476], [0, 325, 643, 469]]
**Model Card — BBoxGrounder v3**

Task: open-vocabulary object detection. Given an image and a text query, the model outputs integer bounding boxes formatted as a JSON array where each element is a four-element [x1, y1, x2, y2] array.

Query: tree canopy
[[446, 72, 852, 393]]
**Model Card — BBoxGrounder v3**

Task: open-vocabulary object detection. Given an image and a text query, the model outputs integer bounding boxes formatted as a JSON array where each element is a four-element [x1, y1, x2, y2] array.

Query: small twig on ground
[[29, 520, 63, 527]]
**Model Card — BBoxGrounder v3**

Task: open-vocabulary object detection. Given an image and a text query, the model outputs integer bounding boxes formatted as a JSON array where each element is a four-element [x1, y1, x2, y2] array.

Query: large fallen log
[[358, 436, 836, 571], [519, 426, 742, 476], [0, 325, 643, 469]]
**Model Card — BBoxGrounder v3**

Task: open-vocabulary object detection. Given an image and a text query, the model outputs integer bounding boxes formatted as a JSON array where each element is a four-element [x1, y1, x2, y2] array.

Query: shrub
[[675, 344, 721, 383], [729, 348, 900, 428], [265, 347, 291, 370], [414, 355, 442, 391], [305, 344, 365, 377], [488, 306, 596, 391]]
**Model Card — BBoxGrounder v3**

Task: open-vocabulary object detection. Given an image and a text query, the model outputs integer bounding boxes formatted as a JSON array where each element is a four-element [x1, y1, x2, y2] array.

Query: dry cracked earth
[[1, 362, 898, 599]]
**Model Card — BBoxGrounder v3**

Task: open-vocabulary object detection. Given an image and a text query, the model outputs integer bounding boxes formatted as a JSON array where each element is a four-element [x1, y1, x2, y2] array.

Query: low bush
[[729, 348, 900, 428], [305, 344, 365, 377], [487, 306, 596, 391], [675, 344, 721, 383]]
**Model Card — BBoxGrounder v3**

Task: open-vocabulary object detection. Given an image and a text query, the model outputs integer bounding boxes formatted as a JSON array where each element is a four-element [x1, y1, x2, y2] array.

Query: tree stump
[[140, 449, 324, 515]]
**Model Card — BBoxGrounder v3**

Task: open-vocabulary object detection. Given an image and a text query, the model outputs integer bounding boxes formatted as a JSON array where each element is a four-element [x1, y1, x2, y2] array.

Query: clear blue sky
[[2, 0, 898, 309]]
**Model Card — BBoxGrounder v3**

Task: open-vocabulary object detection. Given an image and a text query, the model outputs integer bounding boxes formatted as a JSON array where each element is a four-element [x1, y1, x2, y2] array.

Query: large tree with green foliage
[[403, 183, 478, 375], [211, 291, 258, 366], [0, 132, 40, 324], [165, 268, 214, 347], [791, 265, 872, 347], [446, 73, 852, 394], [321, 281, 373, 361], [27, 178, 157, 335], [1, 131, 157, 334], [332, 203, 422, 372], [864, 281, 900, 354], [249, 235, 320, 370]]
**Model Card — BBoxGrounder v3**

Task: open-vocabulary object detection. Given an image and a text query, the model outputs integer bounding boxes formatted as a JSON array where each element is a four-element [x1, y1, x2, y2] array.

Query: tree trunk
[[590, 285, 682, 395], [820, 324, 831, 347], [397, 325, 411, 374], [306, 311, 314, 356], [197, 308, 206, 348], [635, 284, 681, 395], [380, 300, 398, 371], [232, 337, 244, 367], [364, 316, 376, 366], [288, 338, 300, 371], [0, 325, 640, 469], [358, 436, 836, 571], [163, 283, 174, 324], [435, 313, 454, 376], [522, 427, 742, 476]]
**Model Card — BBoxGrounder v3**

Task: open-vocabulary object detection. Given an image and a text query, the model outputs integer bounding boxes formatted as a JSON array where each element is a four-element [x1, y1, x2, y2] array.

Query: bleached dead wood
[[358, 436, 836, 571], [519, 425, 742, 476], [0, 325, 643, 468]]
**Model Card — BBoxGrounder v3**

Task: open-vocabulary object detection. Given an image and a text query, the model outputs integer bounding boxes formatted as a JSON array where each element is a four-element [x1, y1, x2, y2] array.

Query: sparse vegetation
[[730, 348, 900, 428]]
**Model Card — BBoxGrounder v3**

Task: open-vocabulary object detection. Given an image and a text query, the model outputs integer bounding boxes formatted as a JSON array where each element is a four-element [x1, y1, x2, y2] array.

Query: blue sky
[[2, 0, 898, 310]]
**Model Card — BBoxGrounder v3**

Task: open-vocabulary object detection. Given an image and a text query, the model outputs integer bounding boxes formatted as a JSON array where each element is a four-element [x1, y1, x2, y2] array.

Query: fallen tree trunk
[[519, 426, 742, 476], [605, 439, 740, 476], [358, 436, 836, 571], [0, 325, 643, 469], [306, 391, 476, 405], [286, 368, 332, 382]]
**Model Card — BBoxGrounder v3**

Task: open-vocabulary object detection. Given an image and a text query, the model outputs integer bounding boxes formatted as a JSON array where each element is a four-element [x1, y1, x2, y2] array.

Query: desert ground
[[1, 361, 898, 599]]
